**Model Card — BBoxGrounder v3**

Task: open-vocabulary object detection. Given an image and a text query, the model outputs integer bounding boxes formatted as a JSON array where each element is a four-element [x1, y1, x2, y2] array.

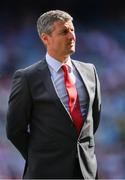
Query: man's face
[[41, 20, 76, 61]]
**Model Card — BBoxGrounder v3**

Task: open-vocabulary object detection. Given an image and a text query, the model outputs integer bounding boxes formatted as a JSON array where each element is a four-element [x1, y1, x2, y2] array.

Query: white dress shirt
[[46, 53, 88, 119]]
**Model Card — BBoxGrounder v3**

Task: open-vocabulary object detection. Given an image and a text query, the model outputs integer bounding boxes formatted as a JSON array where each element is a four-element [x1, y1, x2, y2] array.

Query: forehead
[[53, 20, 74, 30]]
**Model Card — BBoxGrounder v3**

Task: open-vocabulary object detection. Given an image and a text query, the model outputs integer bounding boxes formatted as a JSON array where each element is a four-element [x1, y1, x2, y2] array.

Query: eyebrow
[[60, 26, 74, 32]]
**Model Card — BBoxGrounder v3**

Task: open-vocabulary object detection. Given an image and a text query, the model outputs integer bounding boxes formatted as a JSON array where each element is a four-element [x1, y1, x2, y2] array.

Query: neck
[[47, 52, 70, 63]]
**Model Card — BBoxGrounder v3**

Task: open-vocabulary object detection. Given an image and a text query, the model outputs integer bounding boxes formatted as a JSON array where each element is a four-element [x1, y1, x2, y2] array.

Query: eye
[[61, 29, 68, 35], [59, 28, 75, 35]]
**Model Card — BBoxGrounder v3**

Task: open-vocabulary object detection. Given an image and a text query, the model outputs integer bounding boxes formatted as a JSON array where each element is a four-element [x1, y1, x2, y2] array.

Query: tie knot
[[62, 64, 74, 87], [62, 64, 69, 74]]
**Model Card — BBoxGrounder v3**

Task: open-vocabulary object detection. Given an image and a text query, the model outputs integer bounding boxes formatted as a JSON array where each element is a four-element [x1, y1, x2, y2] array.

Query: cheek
[[48, 39, 56, 47], [55, 39, 64, 47]]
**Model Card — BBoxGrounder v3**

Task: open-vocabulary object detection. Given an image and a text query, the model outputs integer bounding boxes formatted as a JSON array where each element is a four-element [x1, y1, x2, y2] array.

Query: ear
[[40, 33, 49, 46]]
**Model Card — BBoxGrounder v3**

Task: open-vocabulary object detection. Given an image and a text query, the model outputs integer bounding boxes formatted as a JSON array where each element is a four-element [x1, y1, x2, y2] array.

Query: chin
[[70, 49, 75, 54]]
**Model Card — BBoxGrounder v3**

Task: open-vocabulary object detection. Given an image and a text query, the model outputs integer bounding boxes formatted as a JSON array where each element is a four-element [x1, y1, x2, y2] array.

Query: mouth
[[68, 41, 75, 47], [67, 42, 75, 53]]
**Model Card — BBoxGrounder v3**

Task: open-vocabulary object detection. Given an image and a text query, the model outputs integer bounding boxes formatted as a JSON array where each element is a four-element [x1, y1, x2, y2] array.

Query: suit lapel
[[38, 60, 58, 101], [37, 60, 72, 118], [72, 60, 90, 102], [72, 60, 91, 137]]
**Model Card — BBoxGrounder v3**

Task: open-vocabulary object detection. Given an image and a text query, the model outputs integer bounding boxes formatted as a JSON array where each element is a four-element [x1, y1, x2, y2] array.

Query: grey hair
[[37, 10, 73, 37]]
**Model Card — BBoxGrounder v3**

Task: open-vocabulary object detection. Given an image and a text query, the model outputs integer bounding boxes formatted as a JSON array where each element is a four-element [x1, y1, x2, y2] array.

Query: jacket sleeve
[[6, 70, 32, 159], [92, 65, 101, 134]]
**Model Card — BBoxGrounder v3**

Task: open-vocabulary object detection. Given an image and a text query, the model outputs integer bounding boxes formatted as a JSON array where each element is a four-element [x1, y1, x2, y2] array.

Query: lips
[[68, 41, 75, 46]]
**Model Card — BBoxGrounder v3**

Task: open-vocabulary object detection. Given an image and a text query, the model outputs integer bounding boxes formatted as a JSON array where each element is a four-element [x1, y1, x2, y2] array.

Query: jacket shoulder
[[21, 60, 44, 72], [14, 59, 46, 76]]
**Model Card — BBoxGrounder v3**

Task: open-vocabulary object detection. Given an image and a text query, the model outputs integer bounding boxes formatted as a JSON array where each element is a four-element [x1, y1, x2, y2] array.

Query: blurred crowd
[[0, 12, 125, 179]]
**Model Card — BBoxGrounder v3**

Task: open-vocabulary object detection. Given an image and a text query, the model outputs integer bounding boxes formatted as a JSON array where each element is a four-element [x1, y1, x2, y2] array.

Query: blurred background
[[0, 0, 125, 179]]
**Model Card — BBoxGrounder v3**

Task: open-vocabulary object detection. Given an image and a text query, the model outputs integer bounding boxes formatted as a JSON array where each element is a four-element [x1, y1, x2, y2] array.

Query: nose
[[68, 31, 76, 41]]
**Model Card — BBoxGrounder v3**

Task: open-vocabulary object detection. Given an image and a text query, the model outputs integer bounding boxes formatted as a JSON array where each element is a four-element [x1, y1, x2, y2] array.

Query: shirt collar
[[46, 53, 73, 72]]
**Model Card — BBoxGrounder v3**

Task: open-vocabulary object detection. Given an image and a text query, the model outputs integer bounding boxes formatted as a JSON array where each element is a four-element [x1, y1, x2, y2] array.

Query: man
[[6, 10, 101, 179]]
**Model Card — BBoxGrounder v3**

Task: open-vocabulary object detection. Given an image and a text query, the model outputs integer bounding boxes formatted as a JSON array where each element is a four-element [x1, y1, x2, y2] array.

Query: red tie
[[62, 64, 83, 135]]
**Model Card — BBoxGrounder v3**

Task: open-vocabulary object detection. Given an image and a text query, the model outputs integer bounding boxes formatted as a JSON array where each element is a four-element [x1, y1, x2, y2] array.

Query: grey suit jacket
[[6, 59, 101, 179]]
